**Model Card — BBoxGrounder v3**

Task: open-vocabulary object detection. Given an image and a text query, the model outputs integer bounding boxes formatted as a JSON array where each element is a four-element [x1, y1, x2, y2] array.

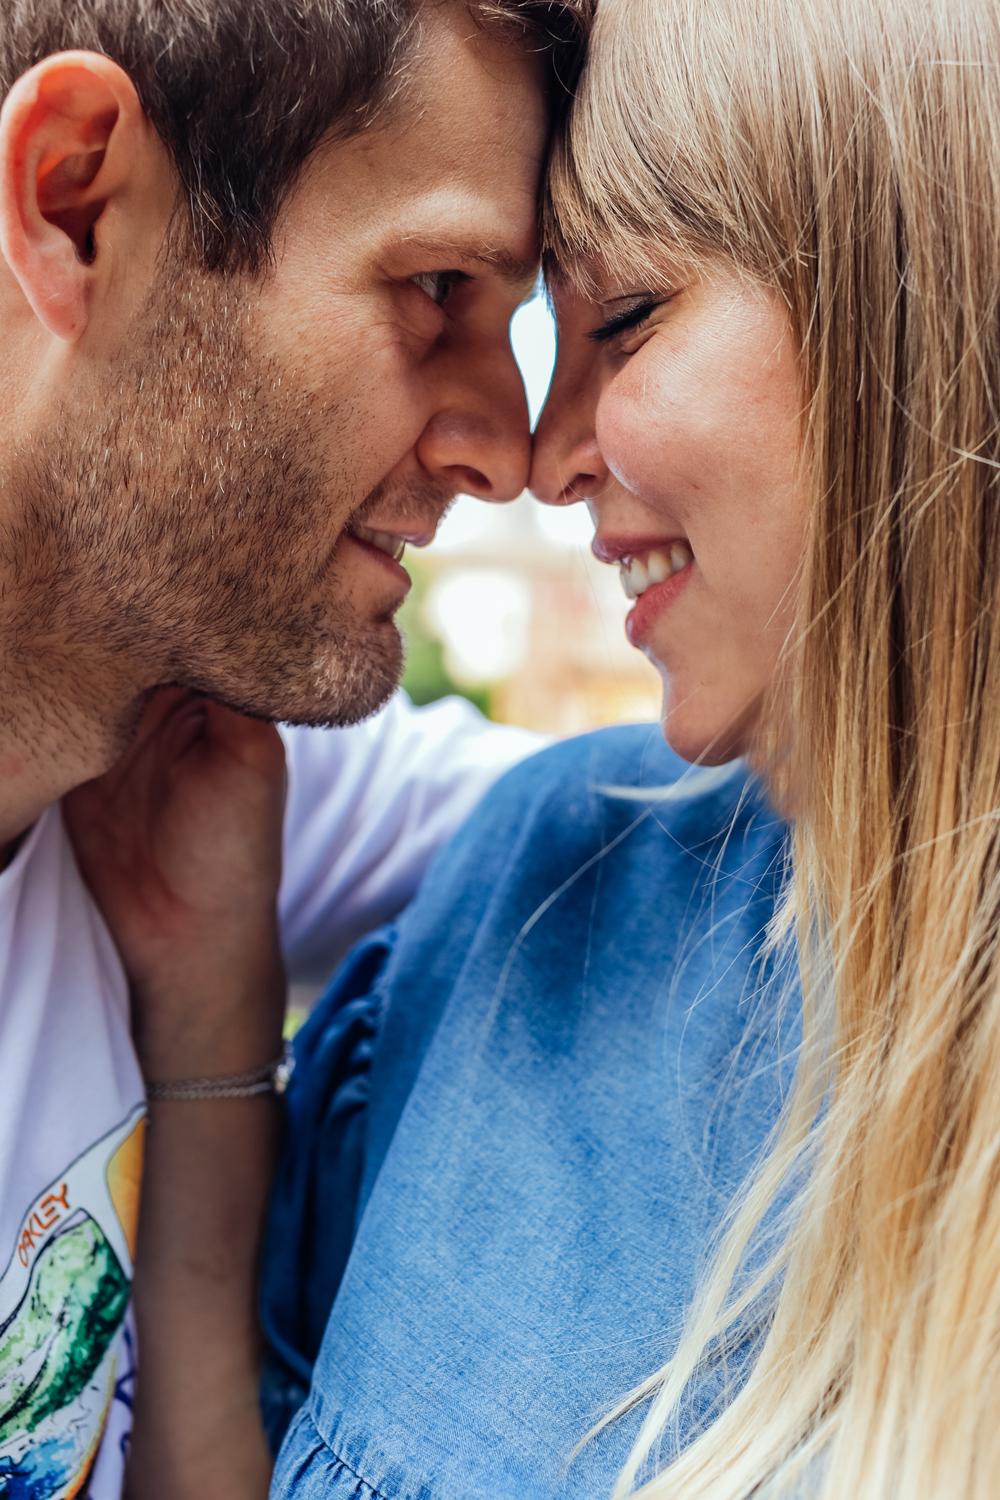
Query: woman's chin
[[659, 687, 758, 767]]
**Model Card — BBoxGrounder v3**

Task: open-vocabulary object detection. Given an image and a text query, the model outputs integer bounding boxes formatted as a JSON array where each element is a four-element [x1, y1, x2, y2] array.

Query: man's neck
[[0, 828, 27, 873], [0, 668, 142, 866], [0, 522, 155, 855]]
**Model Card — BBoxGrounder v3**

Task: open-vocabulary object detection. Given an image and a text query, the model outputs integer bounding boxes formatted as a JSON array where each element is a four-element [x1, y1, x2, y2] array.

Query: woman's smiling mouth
[[616, 542, 693, 600], [591, 534, 696, 643]]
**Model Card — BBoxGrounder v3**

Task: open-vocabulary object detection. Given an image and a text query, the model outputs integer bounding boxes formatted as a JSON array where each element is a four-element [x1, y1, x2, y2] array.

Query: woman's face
[[530, 265, 810, 765]]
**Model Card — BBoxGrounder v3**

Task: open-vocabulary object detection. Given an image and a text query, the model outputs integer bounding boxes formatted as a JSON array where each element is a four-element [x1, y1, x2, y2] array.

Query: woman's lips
[[592, 533, 695, 649], [592, 532, 688, 562], [625, 559, 695, 647]]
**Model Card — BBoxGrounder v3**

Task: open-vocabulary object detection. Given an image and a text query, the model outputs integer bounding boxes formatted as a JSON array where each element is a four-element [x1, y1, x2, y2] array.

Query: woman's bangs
[[543, 0, 751, 294], [544, 122, 716, 295]]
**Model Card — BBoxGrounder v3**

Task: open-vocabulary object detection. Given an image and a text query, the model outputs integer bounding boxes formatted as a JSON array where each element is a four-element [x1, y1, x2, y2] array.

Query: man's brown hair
[[0, 0, 593, 273]]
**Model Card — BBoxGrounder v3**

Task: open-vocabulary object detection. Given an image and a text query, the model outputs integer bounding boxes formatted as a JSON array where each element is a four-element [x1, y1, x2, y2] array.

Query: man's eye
[[409, 270, 469, 307]]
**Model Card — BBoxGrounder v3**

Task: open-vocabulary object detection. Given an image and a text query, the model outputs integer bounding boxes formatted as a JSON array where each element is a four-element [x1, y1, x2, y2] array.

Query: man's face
[[4, 5, 544, 728]]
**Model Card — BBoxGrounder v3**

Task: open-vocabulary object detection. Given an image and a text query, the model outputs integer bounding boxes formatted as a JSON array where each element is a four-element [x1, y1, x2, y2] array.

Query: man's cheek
[[363, 378, 430, 467]]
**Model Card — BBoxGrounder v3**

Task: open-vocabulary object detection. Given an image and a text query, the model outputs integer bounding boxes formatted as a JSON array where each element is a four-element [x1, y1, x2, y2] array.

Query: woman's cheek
[[595, 371, 664, 498], [597, 337, 705, 500]]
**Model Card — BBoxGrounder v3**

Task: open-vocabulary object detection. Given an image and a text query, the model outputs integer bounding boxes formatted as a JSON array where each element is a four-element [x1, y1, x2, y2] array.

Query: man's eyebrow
[[401, 235, 539, 288]]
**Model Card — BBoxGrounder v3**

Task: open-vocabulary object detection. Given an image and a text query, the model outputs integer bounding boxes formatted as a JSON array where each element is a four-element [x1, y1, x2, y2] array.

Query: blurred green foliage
[[399, 560, 493, 717]]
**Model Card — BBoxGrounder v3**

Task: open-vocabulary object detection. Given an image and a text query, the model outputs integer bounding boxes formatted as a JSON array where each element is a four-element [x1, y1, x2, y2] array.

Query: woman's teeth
[[618, 543, 693, 600], [351, 523, 406, 562]]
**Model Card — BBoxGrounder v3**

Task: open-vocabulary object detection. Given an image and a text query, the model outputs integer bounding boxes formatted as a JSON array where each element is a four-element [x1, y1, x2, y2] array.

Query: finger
[[201, 703, 286, 777], [133, 687, 202, 749], [63, 701, 193, 855], [159, 700, 210, 763]]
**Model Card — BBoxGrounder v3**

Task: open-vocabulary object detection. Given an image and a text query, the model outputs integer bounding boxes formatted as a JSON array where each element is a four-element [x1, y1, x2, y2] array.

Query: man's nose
[[415, 345, 531, 503], [530, 406, 609, 507]]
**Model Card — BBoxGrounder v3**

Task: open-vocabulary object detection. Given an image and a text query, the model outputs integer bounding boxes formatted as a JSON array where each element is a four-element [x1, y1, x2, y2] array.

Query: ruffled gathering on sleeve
[[261, 926, 396, 1453], [270, 1405, 391, 1499]]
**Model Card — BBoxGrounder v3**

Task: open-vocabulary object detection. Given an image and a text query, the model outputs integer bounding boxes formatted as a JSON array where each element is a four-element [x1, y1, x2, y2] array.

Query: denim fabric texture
[[262, 725, 795, 1499]]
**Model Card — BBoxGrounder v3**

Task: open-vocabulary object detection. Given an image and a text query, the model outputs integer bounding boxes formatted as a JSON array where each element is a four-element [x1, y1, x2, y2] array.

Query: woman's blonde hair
[[547, 0, 1000, 1495]]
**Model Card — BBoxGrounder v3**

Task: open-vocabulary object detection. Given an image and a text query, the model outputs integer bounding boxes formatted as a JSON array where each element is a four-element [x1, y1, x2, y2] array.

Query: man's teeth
[[618, 543, 693, 601], [351, 523, 406, 562]]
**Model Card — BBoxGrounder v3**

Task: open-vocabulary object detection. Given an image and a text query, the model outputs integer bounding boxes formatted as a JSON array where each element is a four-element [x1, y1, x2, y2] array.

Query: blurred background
[[400, 290, 662, 734]]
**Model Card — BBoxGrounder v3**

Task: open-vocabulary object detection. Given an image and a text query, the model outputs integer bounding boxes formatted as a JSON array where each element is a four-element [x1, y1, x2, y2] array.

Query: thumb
[[201, 703, 287, 779]]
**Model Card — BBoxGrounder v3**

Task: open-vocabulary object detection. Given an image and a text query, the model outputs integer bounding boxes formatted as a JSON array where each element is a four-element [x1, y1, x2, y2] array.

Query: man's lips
[[340, 529, 413, 595], [337, 513, 442, 599], [351, 519, 437, 556]]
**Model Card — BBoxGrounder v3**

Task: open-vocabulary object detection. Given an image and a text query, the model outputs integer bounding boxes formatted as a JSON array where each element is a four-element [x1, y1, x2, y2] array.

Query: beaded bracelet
[[146, 1041, 295, 1102]]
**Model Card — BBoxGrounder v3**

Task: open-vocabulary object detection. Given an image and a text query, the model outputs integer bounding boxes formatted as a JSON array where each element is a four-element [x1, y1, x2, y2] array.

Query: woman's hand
[[64, 689, 288, 1077], [66, 690, 288, 1500]]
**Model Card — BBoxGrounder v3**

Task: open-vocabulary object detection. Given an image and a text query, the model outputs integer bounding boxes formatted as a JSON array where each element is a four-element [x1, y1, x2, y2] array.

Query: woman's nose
[[529, 419, 608, 507]]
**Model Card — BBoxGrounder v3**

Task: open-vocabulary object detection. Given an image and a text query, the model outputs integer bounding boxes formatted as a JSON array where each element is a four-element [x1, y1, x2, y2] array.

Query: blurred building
[[403, 492, 662, 736]]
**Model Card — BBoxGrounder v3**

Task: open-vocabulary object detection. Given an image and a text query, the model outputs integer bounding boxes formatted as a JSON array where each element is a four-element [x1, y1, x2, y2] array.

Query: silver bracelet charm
[[146, 1040, 295, 1102]]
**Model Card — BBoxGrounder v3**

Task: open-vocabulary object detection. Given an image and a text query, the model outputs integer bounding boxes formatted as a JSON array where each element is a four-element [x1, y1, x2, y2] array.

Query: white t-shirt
[[0, 694, 541, 1499]]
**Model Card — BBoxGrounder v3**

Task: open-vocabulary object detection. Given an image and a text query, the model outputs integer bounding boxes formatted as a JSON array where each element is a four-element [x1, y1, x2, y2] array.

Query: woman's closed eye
[[587, 295, 673, 349]]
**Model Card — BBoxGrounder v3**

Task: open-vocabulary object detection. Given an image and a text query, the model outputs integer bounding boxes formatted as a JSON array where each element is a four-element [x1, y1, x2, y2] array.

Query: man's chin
[[206, 622, 405, 730], [279, 625, 405, 730]]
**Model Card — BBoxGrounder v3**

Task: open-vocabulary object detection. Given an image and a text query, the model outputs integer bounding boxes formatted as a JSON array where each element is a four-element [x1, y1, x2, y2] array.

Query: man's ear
[[0, 51, 156, 342]]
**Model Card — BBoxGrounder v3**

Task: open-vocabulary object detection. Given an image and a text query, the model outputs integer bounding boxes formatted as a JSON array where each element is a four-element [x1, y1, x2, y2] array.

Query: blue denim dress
[[262, 725, 795, 1499]]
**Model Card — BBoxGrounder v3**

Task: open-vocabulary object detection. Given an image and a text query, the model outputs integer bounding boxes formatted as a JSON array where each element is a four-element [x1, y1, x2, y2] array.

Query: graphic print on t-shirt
[[0, 1107, 145, 1498]]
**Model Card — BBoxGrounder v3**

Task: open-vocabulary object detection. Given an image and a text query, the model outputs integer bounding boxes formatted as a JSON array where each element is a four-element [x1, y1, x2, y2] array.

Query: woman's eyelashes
[[409, 269, 471, 308], [587, 296, 669, 347]]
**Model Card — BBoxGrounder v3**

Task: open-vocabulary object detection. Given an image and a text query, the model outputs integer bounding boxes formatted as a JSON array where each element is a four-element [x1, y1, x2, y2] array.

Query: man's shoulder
[[278, 693, 544, 783]]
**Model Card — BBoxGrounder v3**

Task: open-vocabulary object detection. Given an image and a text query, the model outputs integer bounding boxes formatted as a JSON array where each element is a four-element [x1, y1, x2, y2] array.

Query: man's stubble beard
[[2, 249, 404, 742]]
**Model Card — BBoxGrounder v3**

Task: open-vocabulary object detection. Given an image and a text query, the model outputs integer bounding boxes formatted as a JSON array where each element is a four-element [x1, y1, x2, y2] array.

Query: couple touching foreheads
[[1, 1, 997, 1498]]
